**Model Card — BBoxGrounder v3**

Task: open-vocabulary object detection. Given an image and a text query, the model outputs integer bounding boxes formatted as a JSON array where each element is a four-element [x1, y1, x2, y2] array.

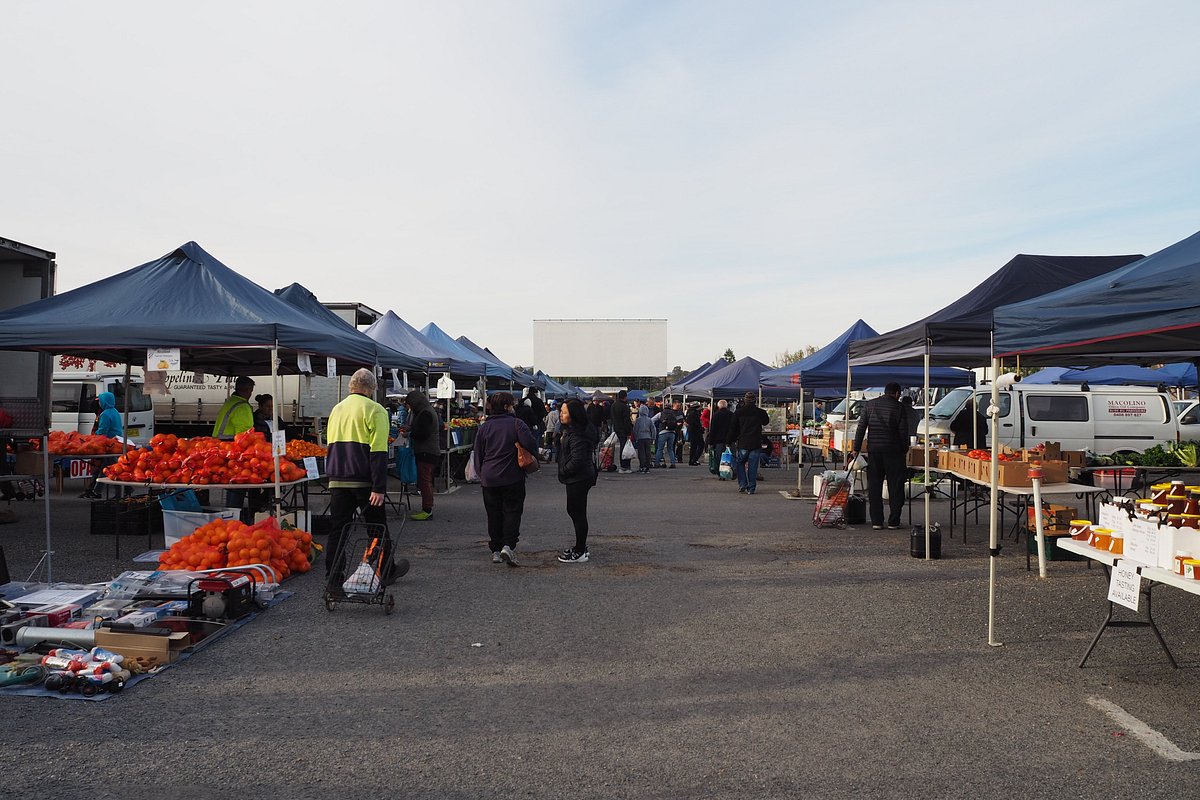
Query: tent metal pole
[[42, 433, 52, 582], [122, 360, 132, 444], [796, 380, 804, 496], [924, 343, 931, 561], [271, 342, 282, 514], [987, 353, 1002, 647]]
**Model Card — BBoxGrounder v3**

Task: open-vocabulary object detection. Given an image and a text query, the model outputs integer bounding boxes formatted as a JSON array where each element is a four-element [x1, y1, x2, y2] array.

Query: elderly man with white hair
[[324, 368, 406, 590]]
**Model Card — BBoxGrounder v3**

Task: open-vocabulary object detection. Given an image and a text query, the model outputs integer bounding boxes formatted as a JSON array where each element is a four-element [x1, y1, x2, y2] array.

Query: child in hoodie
[[82, 392, 123, 498]]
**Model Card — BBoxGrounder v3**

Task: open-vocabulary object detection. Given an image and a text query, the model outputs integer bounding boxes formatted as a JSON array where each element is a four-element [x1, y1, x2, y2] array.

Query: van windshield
[[927, 388, 972, 420], [108, 382, 153, 413]]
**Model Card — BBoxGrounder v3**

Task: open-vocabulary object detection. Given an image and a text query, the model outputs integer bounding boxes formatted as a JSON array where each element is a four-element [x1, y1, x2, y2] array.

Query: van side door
[[1023, 392, 1092, 451], [976, 391, 1013, 449]]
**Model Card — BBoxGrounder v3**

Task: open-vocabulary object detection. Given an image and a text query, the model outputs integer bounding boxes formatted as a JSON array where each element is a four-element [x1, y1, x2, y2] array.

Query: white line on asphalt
[[1087, 696, 1200, 762]]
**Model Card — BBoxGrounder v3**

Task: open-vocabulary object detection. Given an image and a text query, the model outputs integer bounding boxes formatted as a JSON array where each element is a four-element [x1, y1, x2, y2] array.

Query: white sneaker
[[492, 551, 502, 563], [500, 545, 519, 566], [558, 549, 589, 564], [618, 468, 633, 474]]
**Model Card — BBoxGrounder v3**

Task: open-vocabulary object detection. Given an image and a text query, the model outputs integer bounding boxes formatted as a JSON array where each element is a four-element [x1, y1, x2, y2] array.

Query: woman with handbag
[[472, 391, 541, 566], [556, 399, 599, 563]]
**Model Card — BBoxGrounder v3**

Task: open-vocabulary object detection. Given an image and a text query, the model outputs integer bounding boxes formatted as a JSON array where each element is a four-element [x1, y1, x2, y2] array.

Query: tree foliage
[[722, 348, 736, 363], [772, 345, 819, 368]]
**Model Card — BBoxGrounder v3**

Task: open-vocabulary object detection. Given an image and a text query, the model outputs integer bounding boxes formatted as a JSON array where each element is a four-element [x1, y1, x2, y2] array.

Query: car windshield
[[927, 387, 972, 420]]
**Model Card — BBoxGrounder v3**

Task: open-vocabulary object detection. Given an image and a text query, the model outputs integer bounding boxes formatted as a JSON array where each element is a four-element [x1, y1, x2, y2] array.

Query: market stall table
[[1055, 538, 1188, 668], [936, 467, 1107, 544]]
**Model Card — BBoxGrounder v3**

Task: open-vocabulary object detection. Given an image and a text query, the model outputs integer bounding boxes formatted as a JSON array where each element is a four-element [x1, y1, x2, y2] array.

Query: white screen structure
[[533, 320, 667, 377]]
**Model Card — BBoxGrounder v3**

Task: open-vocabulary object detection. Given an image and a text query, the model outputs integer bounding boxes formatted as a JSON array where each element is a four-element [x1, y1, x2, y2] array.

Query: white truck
[[921, 380, 1179, 455]]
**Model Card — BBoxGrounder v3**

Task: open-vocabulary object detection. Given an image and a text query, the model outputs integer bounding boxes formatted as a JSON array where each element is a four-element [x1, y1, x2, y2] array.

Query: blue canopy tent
[[0, 242, 388, 375], [671, 360, 728, 396], [685, 356, 796, 401], [994, 229, 1200, 371], [664, 362, 712, 396], [421, 323, 507, 380], [455, 335, 532, 387], [626, 389, 649, 403], [533, 371, 573, 400], [363, 311, 485, 381], [274, 283, 426, 372], [763, 320, 968, 393]]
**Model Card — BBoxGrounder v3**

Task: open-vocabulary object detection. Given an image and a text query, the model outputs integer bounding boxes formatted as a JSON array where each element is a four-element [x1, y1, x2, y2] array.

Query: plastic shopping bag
[[464, 456, 479, 483], [602, 431, 618, 450], [343, 539, 382, 594], [621, 439, 636, 462], [718, 447, 735, 481]]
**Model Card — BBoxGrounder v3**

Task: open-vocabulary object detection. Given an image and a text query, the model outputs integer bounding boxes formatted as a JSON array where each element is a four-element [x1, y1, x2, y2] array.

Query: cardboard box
[[906, 447, 938, 468], [14, 451, 43, 476], [996, 461, 1031, 486], [1027, 504, 1079, 533], [94, 627, 190, 665]]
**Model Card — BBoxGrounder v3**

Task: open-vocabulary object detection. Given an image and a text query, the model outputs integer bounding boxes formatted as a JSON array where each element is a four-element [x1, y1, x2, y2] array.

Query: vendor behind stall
[[213, 376, 255, 521], [81, 392, 123, 500]]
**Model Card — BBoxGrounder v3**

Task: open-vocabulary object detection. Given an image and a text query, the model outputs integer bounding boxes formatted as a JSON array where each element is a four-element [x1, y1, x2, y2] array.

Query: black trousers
[[564, 480, 592, 553], [636, 439, 652, 471], [689, 437, 705, 465], [327, 486, 386, 577], [482, 480, 527, 551], [866, 451, 907, 527]]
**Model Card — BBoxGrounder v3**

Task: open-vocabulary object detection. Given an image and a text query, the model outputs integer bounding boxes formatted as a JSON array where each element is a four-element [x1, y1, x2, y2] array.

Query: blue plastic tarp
[[994, 230, 1200, 365], [764, 320, 969, 390], [0, 242, 386, 374]]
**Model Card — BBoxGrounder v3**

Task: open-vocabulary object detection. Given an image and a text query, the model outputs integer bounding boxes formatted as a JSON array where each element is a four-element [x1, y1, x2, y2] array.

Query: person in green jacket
[[213, 376, 256, 440], [213, 376, 256, 521]]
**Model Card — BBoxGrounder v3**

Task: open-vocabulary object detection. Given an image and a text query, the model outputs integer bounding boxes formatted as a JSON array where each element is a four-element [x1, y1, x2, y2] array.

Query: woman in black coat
[[556, 398, 598, 563]]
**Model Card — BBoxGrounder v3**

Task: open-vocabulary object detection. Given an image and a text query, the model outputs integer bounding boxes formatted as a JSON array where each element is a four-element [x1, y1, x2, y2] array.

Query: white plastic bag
[[464, 457, 479, 483], [343, 560, 380, 595], [603, 431, 619, 449], [621, 439, 636, 461], [846, 454, 868, 472]]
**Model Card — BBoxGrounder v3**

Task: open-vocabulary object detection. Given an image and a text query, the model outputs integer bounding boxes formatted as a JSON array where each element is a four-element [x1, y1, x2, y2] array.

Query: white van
[[922, 382, 1177, 455], [51, 372, 155, 445]]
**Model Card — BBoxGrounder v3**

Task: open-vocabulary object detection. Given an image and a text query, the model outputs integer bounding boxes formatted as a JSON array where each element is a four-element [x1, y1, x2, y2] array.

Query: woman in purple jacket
[[472, 391, 541, 566]]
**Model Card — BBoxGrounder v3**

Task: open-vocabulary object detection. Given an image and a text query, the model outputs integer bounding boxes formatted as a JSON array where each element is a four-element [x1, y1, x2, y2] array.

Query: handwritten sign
[[1123, 517, 1160, 567], [272, 430, 287, 458], [303, 456, 319, 480], [1097, 502, 1124, 531], [1107, 564, 1141, 611], [146, 347, 180, 372]]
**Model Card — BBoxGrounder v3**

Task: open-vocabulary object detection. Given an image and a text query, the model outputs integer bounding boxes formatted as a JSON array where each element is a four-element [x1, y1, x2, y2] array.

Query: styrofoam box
[[162, 508, 239, 547]]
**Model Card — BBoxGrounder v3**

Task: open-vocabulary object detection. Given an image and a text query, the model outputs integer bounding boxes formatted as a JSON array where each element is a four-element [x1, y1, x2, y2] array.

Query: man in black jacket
[[706, 400, 733, 465], [728, 392, 770, 495], [685, 403, 705, 465], [849, 382, 909, 530], [609, 390, 634, 473]]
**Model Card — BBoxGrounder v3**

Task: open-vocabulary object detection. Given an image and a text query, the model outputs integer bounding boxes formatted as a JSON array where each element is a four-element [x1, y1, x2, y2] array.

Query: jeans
[[734, 448, 762, 493], [326, 486, 386, 578], [656, 431, 676, 465], [866, 450, 908, 527], [565, 480, 591, 553], [482, 480, 527, 551]]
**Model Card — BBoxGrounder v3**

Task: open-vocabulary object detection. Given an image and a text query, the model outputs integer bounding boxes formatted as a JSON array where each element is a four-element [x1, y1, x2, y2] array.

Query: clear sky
[[3, 1, 1198, 373]]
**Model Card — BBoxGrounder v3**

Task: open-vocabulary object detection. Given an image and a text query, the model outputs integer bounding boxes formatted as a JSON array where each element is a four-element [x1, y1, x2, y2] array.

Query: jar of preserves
[[1069, 520, 1092, 541], [1089, 528, 1113, 550]]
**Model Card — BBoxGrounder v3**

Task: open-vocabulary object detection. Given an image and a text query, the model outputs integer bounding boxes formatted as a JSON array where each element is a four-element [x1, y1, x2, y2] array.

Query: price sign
[[303, 456, 319, 480], [326, 357, 337, 378], [1107, 564, 1141, 611], [1123, 517, 1159, 567], [146, 347, 180, 371], [1097, 502, 1124, 531], [272, 430, 287, 457], [297, 353, 312, 374]]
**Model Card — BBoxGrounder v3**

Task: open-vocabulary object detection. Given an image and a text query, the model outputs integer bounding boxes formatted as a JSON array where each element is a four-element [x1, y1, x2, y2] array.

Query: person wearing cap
[[848, 382, 910, 530], [325, 368, 407, 589], [727, 392, 770, 494], [213, 376, 257, 521]]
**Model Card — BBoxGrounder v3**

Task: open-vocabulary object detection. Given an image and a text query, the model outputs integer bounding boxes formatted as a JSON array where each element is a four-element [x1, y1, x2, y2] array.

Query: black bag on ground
[[845, 494, 865, 525], [910, 524, 942, 559]]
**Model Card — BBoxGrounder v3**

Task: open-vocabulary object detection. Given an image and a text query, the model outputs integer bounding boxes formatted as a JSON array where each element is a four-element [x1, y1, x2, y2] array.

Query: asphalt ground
[[2, 463, 1199, 799]]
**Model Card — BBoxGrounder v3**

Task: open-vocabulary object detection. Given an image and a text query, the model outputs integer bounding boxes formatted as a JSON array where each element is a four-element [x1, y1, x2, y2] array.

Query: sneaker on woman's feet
[[500, 545, 519, 566], [558, 549, 589, 563], [492, 551, 502, 563]]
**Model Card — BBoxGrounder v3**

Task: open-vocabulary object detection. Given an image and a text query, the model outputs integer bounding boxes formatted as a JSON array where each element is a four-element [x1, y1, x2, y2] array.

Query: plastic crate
[[162, 508, 240, 547]]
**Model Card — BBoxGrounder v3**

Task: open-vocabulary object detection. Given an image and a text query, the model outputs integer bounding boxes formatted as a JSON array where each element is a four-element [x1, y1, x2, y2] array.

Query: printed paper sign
[[297, 353, 312, 374], [272, 430, 287, 457], [303, 456, 319, 480], [146, 347, 180, 371], [436, 375, 457, 399], [326, 357, 337, 378], [1123, 517, 1159, 567], [1107, 564, 1141, 612]]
